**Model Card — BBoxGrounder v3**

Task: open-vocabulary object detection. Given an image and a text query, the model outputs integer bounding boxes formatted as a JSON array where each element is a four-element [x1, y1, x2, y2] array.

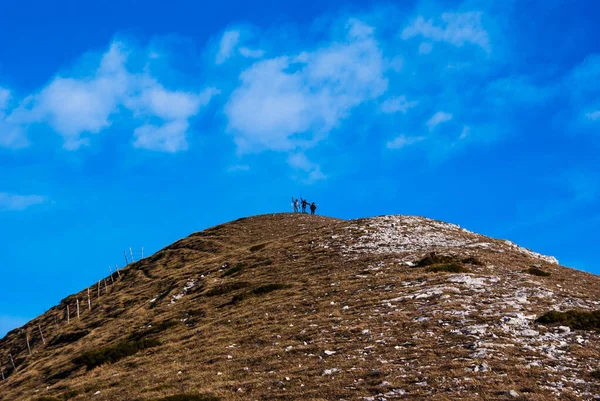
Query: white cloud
[[239, 47, 265, 59], [585, 111, 600, 121], [216, 30, 241, 64], [11, 43, 130, 149], [386, 134, 425, 149], [380, 96, 418, 114], [4, 42, 217, 152], [0, 193, 47, 212], [133, 120, 190, 152], [225, 19, 388, 153], [128, 83, 218, 152], [426, 111, 453, 131], [402, 11, 490, 52], [133, 84, 217, 121]]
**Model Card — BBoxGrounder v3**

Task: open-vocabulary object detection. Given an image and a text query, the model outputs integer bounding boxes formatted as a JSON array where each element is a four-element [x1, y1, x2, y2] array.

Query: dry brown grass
[[1, 213, 599, 401]]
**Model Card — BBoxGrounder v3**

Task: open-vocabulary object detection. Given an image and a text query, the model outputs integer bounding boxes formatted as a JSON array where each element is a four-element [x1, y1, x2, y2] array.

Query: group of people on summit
[[291, 197, 317, 215]]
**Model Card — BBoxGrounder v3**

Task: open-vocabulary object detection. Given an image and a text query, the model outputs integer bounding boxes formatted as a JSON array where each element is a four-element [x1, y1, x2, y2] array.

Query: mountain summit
[[1, 214, 599, 401]]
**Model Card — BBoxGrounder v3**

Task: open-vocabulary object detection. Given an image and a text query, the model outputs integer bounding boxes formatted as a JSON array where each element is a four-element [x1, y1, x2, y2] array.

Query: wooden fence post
[[1, 366, 4, 380], [130, 247, 135, 263], [38, 324, 45, 345], [141, 246, 144, 259], [67, 305, 70, 324], [104, 278, 108, 292], [124, 251, 129, 266], [76, 299, 80, 319], [97, 281, 101, 298], [108, 266, 114, 284], [87, 288, 91, 311], [115, 264, 121, 279], [9, 353, 17, 371], [26, 333, 31, 355]]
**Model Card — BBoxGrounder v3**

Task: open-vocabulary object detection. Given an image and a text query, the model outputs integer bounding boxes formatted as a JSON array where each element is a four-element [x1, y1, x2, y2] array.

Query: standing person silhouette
[[291, 197, 297, 213], [301, 198, 309, 213], [310, 202, 317, 215]]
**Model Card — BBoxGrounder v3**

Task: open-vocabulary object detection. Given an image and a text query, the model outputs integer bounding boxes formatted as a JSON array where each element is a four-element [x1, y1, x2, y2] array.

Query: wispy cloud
[[566, 54, 600, 130], [0, 193, 47, 212], [0, 88, 29, 148], [380, 96, 418, 114], [586, 111, 600, 121], [288, 152, 326, 183], [418, 42, 433, 54], [426, 111, 453, 131], [0, 87, 10, 110], [133, 120, 190, 152], [386, 134, 425, 149], [216, 30, 241, 64], [239, 47, 265, 59], [402, 11, 490, 53]]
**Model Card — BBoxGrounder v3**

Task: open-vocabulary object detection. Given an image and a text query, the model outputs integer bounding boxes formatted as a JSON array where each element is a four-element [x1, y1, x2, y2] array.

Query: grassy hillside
[[1, 214, 599, 400]]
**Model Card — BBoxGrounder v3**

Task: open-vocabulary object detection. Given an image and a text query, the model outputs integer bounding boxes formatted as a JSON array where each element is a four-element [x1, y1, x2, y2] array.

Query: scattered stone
[[473, 363, 489, 372], [323, 368, 340, 376]]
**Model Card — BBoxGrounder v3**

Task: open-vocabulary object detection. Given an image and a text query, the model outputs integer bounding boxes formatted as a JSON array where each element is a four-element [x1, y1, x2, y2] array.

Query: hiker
[[301, 198, 309, 213], [310, 202, 317, 215], [294, 198, 300, 213], [291, 197, 298, 213]]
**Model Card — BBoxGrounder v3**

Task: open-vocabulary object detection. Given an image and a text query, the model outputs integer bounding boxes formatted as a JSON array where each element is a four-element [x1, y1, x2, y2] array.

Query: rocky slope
[[0, 213, 599, 401]]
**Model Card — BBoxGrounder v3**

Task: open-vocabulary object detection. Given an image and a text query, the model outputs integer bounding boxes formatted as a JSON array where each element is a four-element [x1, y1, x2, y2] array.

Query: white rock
[[323, 368, 340, 375], [557, 326, 570, 333], [473, 363, 489, 372], [324, 350, 336, 356]]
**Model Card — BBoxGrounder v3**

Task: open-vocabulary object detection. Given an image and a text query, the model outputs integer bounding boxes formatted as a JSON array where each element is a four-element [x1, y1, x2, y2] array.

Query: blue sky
[[1, 0, 599, 337]]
